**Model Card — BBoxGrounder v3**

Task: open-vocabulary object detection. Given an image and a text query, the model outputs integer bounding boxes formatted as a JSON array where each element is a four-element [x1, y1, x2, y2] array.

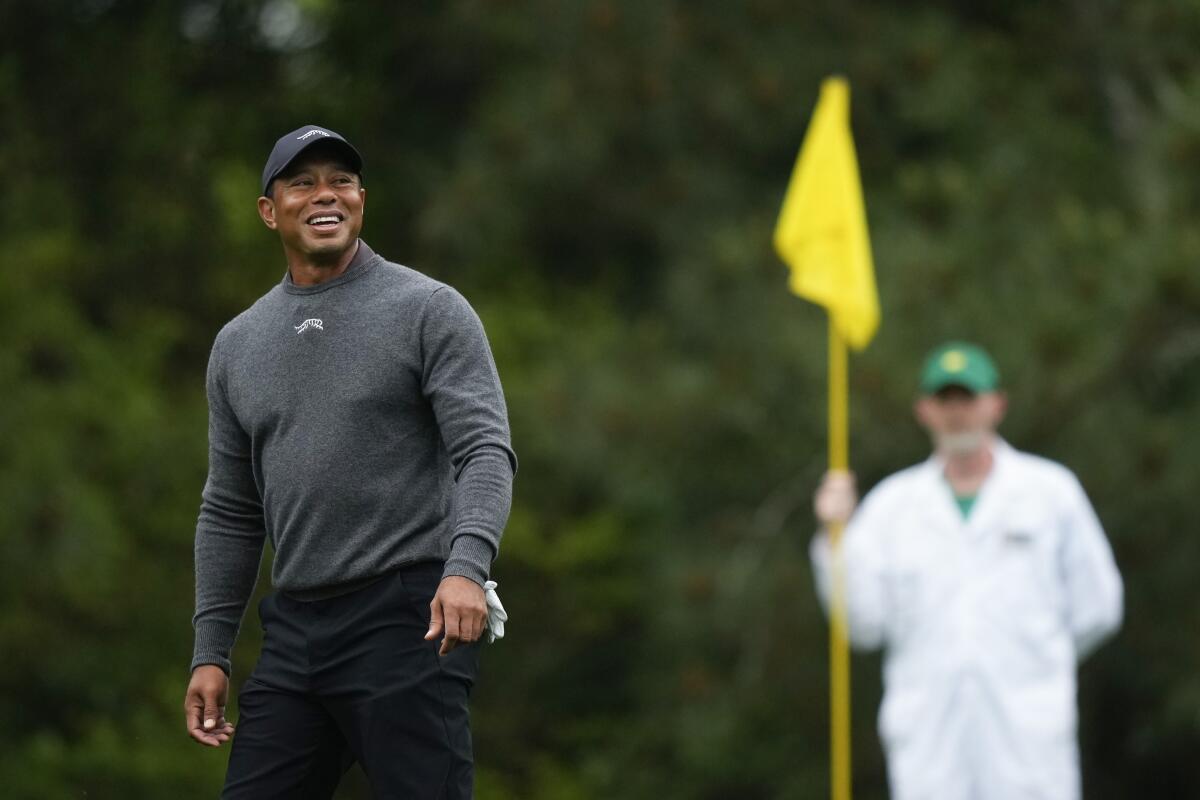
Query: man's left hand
[[425, 576, 487, 656]]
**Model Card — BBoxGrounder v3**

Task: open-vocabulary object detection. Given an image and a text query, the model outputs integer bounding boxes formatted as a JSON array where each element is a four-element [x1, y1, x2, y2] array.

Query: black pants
[[222, 561, 480, 799]]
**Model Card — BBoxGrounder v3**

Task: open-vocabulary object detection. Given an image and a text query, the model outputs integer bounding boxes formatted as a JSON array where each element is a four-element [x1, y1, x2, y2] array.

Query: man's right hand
[[184, 665, 235, 747], [814, 469, 858, 527]]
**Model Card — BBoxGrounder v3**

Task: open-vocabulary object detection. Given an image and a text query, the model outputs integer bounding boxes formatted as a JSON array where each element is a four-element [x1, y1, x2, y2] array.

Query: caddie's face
[[257, 147, 365, 264], [914, 387, 1007, 455]]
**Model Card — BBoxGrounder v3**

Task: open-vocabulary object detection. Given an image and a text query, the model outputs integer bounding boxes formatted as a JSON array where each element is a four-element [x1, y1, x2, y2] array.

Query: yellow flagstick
[[827, 322, 851, 800], [772, 75, 879, 800]]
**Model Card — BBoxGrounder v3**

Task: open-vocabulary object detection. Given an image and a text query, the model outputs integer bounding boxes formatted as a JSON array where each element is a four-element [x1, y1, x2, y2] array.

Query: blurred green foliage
[[3, 0, 1199, 797]]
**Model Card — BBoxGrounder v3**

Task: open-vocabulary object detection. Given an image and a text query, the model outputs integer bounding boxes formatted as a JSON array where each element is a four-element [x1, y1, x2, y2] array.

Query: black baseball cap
[[261, 124, 363, 196]]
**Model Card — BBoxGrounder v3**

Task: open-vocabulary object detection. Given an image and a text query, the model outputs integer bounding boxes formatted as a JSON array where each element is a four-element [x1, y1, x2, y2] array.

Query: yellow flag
[[773, 77, 879, 350]]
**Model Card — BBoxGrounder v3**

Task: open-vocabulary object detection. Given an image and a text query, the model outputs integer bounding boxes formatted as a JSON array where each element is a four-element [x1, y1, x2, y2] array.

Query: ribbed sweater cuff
[[442, 534, 495, 586], [191, 618, 237, 675]]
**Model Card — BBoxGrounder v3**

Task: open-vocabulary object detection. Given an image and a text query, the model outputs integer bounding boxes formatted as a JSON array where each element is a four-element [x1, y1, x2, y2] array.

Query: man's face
[[914, 386, 1007, 456], [257, 146, 365, 263]]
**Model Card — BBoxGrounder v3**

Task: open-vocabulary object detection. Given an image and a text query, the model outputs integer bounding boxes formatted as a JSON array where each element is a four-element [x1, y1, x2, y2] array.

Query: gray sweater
[[191, 241, 516, 674]]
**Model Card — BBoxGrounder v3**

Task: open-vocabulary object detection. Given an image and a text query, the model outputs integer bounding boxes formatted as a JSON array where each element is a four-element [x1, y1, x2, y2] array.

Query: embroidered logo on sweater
[[294, 318, 324, 334]]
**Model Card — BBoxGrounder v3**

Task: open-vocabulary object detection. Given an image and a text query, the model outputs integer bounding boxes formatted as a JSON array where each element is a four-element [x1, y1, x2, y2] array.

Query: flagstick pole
[[828, 317, 852, 800]]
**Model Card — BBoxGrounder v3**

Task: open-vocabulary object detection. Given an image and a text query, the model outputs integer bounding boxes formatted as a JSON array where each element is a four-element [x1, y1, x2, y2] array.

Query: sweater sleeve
[[420, 287, 517, 586], [191, 333, 267, 675]]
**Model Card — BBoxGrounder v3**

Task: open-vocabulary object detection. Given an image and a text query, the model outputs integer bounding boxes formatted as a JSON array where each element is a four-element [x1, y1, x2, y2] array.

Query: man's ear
[[913, 396, 933, 430], [257, 196, 278, 230], [987, 391, 1009, 426]]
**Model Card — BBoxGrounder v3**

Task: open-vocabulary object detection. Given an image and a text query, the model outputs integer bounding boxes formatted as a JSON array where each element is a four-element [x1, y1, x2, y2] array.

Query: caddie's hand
[[425, 575, 487, 656], [184, 664, 235, 747], [814, 469, 858, 528]]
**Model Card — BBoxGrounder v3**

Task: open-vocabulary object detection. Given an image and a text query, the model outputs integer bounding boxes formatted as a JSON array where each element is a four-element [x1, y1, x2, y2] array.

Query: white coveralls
[[810, 441, 1123, 800]]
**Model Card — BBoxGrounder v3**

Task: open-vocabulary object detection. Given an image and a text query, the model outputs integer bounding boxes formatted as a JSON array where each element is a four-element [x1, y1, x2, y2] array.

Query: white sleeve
[[1058, 473, 1123, 660], [809, 490, 891, 651]]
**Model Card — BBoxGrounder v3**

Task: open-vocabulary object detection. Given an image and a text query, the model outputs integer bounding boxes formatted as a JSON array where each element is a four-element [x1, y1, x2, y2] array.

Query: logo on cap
[[297, 129, 331, 141], [940, 350, 967, 372]]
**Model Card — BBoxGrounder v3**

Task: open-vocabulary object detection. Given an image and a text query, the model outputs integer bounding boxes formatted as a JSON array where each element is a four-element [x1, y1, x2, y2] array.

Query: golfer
[[183, 124, 516, 798]]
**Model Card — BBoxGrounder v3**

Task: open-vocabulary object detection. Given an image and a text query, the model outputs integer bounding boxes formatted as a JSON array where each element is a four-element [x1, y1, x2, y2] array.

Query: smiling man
[[183, 125, 516, 799], [810, 342, 1122, 800]]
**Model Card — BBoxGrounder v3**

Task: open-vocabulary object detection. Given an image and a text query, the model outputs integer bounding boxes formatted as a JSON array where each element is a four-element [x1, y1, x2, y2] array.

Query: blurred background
[[4, 1, 1199, 797]]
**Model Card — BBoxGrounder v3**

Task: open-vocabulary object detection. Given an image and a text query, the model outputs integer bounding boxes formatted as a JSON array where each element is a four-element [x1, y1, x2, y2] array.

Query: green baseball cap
[[919, 341, 1000, 394]]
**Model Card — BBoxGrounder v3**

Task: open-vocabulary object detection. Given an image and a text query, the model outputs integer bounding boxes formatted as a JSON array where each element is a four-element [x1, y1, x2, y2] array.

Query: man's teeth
[[309, 216, 340, 224]]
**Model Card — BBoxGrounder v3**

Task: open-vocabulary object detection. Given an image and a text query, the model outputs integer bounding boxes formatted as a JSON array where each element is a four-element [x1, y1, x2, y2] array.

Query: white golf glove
[[483, 580, 507, 643]]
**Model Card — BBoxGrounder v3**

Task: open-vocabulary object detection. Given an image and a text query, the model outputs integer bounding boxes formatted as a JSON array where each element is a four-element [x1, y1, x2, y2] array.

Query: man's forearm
[[442, 445, 514, 585], [192, 527, 265, 674]]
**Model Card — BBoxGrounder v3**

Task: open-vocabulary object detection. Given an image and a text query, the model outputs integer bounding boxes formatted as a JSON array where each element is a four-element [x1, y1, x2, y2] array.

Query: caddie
[[811, 341, 1122, 800]]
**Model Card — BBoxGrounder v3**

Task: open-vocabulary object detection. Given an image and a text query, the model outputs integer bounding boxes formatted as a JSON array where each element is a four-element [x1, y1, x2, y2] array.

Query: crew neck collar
[[282, 240, 380, 295]]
